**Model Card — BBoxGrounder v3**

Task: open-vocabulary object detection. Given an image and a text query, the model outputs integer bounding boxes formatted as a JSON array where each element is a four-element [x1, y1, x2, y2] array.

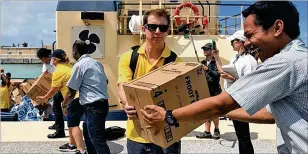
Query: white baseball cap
[[227, 30, 246, 42]]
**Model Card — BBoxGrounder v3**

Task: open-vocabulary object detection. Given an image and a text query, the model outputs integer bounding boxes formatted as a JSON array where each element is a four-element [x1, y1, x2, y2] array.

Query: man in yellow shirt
[[118, 9, 181, 154]]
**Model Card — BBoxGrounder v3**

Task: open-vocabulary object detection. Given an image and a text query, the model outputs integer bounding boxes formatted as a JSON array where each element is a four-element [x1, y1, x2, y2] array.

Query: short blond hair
[[143, 9, 170, 26]]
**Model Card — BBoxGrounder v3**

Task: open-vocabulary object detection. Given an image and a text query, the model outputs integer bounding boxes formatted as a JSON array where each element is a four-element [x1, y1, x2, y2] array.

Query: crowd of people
[[1, 1, 307, 154]]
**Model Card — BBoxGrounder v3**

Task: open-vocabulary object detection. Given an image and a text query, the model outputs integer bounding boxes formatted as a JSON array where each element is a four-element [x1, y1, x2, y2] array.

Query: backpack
[[105, 126, 126, 141], [129, 45, 178, 79]]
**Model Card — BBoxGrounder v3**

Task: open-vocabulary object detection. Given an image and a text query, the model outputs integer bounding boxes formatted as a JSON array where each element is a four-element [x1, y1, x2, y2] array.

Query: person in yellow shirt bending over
[[117, 9, 181, 154], [0, 68, 10, 112], [36, 49, 85, 153]]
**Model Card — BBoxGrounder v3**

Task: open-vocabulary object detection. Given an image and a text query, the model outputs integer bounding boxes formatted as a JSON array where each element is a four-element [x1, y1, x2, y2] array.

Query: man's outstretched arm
[[226, 107, 275, 124], [141, 92, 275, 125]]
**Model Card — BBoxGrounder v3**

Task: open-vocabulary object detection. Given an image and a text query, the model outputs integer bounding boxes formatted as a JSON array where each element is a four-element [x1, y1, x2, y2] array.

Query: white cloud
[[0, 1, 57, 47]]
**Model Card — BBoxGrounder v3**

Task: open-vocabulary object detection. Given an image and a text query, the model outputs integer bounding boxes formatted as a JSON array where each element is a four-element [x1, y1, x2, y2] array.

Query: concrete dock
[[1, 120, 278, 153]]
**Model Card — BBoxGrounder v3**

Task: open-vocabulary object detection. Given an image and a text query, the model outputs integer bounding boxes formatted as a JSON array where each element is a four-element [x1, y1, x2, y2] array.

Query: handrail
[[219, 13, 241, 21], [118, 14, 242, 35], [119, 2, 251, 6]]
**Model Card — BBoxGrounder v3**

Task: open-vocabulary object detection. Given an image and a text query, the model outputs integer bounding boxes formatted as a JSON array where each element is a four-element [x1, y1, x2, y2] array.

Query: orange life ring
[[174, 2, 199, 27]]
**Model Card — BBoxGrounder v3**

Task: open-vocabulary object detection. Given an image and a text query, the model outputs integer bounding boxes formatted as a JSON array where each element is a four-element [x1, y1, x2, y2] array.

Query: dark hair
[[5, 72, 11, 87], [37, 48, 52, 59], [6, 72, 11, 79], [242, 1, 300, 39], [143, 9, 171, 26], [73, 40, 88, 56], [52, 49, 69, 63], [5, 72, 12, 81]]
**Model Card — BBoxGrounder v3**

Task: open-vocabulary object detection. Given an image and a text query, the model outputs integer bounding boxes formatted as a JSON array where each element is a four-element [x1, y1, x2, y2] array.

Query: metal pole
[[139, 0, 143, 44], [234, 16, 237, 32], [225, 20, 227, 35], [189, 32, 200, 62], [240, 6, 244, 29], [171, 5, 174, 36]]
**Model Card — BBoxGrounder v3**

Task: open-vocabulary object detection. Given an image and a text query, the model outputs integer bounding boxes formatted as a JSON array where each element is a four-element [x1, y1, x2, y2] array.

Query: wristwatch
[[165, 110, 179, 127]]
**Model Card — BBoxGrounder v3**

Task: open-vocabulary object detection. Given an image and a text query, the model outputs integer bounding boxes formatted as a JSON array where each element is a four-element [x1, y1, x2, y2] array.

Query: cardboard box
[[12, 88, 25, 97], [11, 79, 24, 86], [12, 95, 22, 104], [25, 79, 35, 86], [123, 62, 210, 148], [12, 88, 20, 97], [26, 72, 52, 104], [20, 83, 31, 93]]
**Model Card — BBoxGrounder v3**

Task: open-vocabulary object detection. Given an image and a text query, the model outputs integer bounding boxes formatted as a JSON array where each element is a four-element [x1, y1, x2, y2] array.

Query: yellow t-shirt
[[117, 43, 182, 143], [8, 84, 13, 104], [0, 86, 9, 109], [52, 63, 72, 98]]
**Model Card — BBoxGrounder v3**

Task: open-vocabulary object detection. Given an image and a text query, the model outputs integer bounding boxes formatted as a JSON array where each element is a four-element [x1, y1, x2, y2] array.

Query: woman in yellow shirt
[[0, 68, 10, 112], [36, 49, 85, 153]]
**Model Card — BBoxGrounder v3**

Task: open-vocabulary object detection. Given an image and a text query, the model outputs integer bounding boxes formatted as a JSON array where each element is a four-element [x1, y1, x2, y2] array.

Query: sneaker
[[59, 143, 77, 152], [213, 128, 220, 140], [48, 124, 57, 130], [75, 150, 87, 154], [47, 130, 65, 139], [196, 131, 212, 139]]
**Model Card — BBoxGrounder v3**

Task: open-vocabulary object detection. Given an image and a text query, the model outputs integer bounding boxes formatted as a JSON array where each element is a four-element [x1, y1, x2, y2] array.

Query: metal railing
[[0, 54, 38, 58], [117, 15, 242, 35], [116, 1, 247, 36]]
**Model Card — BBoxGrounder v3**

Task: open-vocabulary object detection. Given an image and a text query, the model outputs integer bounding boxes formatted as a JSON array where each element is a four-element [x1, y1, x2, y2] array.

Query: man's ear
[[273, 20, 284, 37], [142, 26, 146, 32]]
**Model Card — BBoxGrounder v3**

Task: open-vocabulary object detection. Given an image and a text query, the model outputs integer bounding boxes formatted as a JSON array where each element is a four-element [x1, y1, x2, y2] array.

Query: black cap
[[201, 43, 212, 50], [51, 49, 66, 60]]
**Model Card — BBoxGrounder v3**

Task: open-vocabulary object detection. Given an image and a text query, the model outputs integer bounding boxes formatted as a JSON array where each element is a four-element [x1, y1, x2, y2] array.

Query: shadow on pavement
[[108, 141, 125, 154], [186, 131, 202, 137], [220, 132, 259, 141]]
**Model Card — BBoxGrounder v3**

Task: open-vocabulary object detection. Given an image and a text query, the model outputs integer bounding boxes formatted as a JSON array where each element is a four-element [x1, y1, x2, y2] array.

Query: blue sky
[[0, 1, 307, 46], [219, 1, 308, 45]]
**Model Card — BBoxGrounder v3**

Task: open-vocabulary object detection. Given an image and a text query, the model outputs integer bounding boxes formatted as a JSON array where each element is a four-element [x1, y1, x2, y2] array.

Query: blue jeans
[[127, 139, 181, 154], [83, 99, 110, 154]]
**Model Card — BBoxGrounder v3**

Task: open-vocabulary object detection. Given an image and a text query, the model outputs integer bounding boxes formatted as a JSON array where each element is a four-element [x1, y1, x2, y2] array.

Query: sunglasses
[[202, 47, 211, 51], [145, 24, 169, 32]]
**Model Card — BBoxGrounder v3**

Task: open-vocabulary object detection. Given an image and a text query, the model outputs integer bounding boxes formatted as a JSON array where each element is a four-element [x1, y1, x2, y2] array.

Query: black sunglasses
[[202, 47, 211, 51], [145, 24, 169, 32]]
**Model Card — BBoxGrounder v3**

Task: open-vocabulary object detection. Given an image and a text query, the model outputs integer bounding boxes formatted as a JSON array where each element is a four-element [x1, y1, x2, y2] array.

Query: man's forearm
[[172, 92, 240, 122], [62, 95, 74, 107], [226, 108, 275, 124], [62, 89, 76, 107], [43, 87, 59, 100]]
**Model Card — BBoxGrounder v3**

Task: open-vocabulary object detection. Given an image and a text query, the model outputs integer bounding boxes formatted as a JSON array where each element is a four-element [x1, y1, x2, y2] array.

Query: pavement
[[0, 120, 278, 153]]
